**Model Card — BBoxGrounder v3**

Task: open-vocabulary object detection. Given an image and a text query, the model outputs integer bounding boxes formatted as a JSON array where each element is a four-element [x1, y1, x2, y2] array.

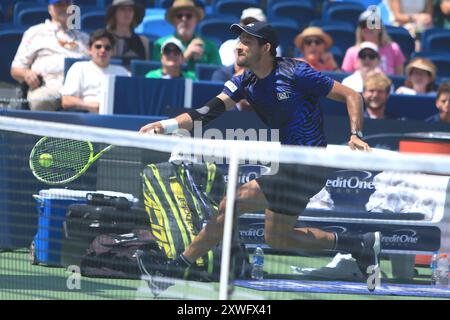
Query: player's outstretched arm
[[139, 93, 236, 135], [326, 81, 371, 152]]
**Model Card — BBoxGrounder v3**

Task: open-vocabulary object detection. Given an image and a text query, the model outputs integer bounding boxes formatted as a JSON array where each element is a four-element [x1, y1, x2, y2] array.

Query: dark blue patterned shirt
[[222, 57, 334, 146]]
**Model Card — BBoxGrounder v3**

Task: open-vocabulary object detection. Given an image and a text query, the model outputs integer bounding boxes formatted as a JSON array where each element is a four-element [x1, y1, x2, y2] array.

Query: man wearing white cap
[[342, 42, 384, 93], [219, 7, 281, 66], [145, 37, 197, 80]]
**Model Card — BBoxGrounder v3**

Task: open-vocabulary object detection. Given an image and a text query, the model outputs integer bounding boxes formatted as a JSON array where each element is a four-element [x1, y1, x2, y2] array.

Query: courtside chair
[[268, 1, 316, 30], [214, 0, 259, 19]]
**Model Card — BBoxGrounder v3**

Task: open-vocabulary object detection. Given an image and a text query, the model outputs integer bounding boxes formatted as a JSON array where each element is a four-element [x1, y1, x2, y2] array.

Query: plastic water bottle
[[251, 246, 264, 280], [430, 253, 438, 285], [436, 253, 449, 287]]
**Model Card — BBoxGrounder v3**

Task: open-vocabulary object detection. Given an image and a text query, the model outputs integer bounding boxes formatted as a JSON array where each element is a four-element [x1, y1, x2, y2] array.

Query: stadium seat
[[81, 10, 105, 31], [268, 1, 316, 30], [64, 57, 122, 79], [320, 25, 356, 58], [321, 70, 351, 83], [195, 63, 221, 81], [155, 0, 173, 8], [13, 2, 43, 25], [421, 30, 450, 54], [389, 74, 407, 90], [385, 94, 437, 120], [197, 16, 237, 47], [267, 0, 314, 10], [323, 2, 365, 28], [270, 20, 300, 58], [309, 19, 355, 30], [214, 0, 259, 19], [411, 52, 450, 78], [0, 29, 24, 84], [384, 25, 415, 61], [16, 7, 50, 26], [134, 8, 174, 38], [130, 59, 161, 77]]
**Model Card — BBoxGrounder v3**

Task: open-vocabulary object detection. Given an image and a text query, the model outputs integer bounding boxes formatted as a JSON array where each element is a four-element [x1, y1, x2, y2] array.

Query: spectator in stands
[[388, 0, 433, 39], [152, 0, 221, 71], [362, 72, 394, 119], [60, 29, 130, 113], [10, 0, 89, 111], [106, 0, 150, 67], [341, 9, 406, 76], [426, 82, 450, 122], [433, 0, 450, 29], [342, 42, 384, 93], [212, 51, 252, 111], [219, 7, 281, 67], [294, 27, 339, 72], [145, 37, 197, 80], [396, 57, 437, 95]]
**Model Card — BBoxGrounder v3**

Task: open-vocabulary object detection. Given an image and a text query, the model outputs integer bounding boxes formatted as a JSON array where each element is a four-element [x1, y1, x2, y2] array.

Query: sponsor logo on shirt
[[225, 80, 238, 93], [277, 92, 290, 100]]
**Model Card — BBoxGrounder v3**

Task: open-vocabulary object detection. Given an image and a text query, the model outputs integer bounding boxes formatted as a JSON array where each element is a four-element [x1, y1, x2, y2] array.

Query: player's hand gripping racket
[[29, 137, 113, 185]]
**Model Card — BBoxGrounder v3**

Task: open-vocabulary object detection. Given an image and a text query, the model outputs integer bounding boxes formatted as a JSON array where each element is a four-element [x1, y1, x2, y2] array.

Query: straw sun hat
[[294, 27, 333, 49]]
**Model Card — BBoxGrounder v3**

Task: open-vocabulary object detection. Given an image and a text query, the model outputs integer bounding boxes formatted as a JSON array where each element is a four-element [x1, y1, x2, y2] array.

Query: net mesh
[[1, 116, 450, 300]]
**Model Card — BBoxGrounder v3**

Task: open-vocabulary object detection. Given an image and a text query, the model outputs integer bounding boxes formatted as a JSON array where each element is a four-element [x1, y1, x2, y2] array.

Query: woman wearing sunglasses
[[341, 9, 406, 76], [60, 29, 130, 113], [294, 27, 339, 72]]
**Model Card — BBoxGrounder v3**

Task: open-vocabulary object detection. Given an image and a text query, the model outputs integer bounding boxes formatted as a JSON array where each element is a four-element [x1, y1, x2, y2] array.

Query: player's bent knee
[[264, 231, 289, 249]]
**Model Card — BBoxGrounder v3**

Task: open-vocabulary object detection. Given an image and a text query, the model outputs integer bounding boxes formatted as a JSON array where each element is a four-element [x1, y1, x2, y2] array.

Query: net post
[[218, 147, 240, 300]]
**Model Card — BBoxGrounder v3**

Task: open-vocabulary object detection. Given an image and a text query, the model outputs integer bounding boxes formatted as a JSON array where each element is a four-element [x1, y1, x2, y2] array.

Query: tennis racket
[[29, 137, 114, 185]]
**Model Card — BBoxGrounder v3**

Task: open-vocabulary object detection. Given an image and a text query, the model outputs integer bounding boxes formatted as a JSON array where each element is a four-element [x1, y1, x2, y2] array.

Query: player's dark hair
[[437, 82, 450, 100], [257, 38, 277, 57], [89, 29, 116, 48]]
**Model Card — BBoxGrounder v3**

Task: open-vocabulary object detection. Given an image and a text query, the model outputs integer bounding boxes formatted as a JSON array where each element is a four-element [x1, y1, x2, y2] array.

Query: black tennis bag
[[60, 194, 149, 268], [142, 162, 250, 281]]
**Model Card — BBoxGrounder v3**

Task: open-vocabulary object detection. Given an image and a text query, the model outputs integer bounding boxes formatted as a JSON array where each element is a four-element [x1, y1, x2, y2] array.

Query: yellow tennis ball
[[39, 153, 53, 168]]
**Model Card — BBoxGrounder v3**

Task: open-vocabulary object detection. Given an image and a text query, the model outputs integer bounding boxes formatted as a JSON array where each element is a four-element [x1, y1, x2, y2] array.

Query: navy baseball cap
[[230, 21, 279, 48]]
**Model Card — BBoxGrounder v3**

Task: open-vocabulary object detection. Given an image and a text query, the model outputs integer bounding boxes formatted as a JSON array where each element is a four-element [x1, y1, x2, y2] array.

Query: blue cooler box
[[32, 189, 136, 266]]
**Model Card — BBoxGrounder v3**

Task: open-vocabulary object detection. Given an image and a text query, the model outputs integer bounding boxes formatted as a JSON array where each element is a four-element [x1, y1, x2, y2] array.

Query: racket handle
[[86, 193, 132, 210]]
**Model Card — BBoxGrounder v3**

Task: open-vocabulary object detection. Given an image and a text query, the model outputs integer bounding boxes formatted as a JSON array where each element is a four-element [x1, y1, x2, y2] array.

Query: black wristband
[[187, 97, 226, 126]]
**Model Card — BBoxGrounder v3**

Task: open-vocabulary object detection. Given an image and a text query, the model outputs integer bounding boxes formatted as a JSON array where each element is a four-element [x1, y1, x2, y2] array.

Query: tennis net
[[1, 115, 450, 300]]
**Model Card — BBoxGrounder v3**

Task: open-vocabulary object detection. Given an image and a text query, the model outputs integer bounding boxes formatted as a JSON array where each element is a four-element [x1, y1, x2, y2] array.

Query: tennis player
[[138, 22, 381, 293]]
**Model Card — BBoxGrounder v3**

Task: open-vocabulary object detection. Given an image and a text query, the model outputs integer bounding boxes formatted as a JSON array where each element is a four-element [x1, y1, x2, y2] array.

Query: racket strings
[[31, 138, 92, 183]]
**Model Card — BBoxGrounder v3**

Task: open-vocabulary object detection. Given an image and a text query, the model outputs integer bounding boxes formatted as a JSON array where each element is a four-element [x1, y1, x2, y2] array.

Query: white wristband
[[160, 119, 179, 134]]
